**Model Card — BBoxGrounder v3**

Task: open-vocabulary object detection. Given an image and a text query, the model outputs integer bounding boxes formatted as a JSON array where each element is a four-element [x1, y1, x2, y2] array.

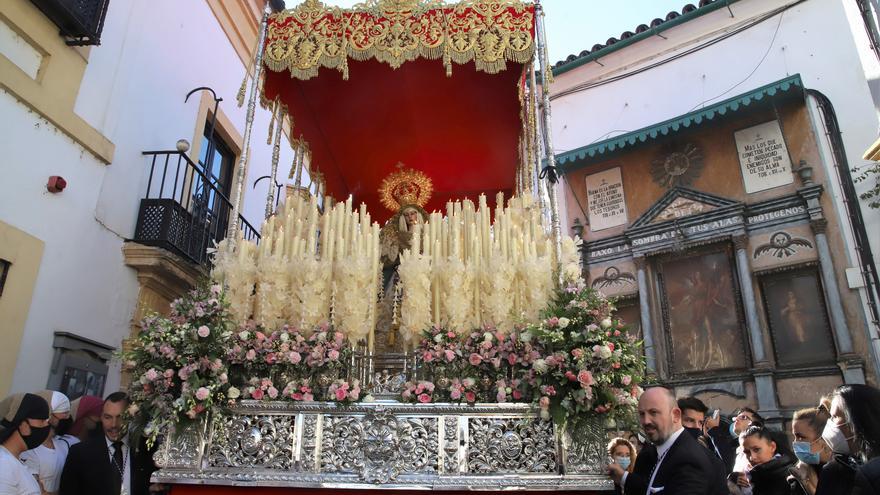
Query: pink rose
[[255, 331, 266, 341], [418, 393, 431, 403], [195, 387, 210, 401], [450, 389, 462, 400], [481, 340, 493, 350], [251, 388, 264, 400], [614, 330, 621, 336], [246, 349, 256, 361], [565, 370, 577, 381], [302, 393, 314, 401], [145, 369, 158, 381], [577, 369, 594, 387], [547, 317, 559, 327], [289, 351, 302, 364], [464, 391, 476, 403], [572, 348, 584, 359], [328, 349, 340, 361], [265, 353, 277, 364], [423, 351, 434, 362], [468, 353, 482, 366], [444, 350, 456, 362], [622, 375, 632, 386], [292, 392, 303, 401], [268, 386, 279, 399], [164, 369, 174, 378], [608, 342, 615, 351], [507, 353, 518, 366], [349, 386, 360, 401], [447, 331, 456, 338], [335, 388, 348, 401], [512, 390, 523, 400], [197, 325, 210, 338]]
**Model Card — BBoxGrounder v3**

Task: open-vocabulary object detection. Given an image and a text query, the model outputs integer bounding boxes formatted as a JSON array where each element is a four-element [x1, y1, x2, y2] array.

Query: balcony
[[30, 0, 110, 46], [132, 151, 259, 267]]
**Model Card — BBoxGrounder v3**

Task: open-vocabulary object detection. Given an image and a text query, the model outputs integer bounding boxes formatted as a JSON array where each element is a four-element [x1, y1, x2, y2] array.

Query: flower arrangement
[[400, 380, 436, 403], [120, 284, 233, 447], [327, 379, 361, 403]]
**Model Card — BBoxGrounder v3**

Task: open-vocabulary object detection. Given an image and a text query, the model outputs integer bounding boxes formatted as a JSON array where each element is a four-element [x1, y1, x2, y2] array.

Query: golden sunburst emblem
[[378, 163, 433, 212]]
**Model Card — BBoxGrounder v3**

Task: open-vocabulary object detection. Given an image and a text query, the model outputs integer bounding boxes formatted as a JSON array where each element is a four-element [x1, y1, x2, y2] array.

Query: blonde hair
[[607, 437, 637, 472]]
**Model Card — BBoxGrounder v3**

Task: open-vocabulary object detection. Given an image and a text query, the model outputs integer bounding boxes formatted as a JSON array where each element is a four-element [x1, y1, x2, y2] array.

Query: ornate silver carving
[[208, 413, 295, 470], [565, 417, 607, 475], [467, 417, 557, 473], [442, 416, 460, 473], [300, 414, 320, 472], [321, 407, 438, 482]]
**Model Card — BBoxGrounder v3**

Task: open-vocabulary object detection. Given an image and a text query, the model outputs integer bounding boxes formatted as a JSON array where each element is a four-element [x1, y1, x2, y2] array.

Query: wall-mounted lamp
[[571, 217, 585, 239], [176, 139, 190, 153], [793, 159, 814, 186]]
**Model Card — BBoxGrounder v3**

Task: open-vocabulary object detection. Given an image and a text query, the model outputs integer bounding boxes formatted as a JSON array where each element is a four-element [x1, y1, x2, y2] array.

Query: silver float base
[[152, 401, 614, 491]]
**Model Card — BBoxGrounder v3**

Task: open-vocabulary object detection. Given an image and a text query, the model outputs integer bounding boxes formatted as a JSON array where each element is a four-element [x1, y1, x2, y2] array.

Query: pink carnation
[[289, 351, 302, 364], [268, 386, 279, 399], [468, 353, 482, 366], [197, 326, 210, 338], [145, 369, 158, 381], [328, 349, 340, 361]]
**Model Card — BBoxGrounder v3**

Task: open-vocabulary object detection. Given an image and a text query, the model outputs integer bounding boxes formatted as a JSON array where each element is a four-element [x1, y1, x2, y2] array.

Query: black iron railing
[[30, 0, 110, 46], [133, 151, 259, 266]]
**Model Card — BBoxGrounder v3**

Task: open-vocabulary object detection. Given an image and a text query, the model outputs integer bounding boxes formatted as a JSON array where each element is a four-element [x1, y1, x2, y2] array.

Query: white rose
[[483, 332, 494, 342], [362, 394, 376, 403], [558, 317, 570, 329], [600, 318, 613, 329], [280, 332, 289, 342], [227, 387, 241, 400], [599, 346, 613, 359], [238, 331, 249, 340], [520, 331, 533, 343], [434, 333, 444, 343], [533, 359, 548, 374]]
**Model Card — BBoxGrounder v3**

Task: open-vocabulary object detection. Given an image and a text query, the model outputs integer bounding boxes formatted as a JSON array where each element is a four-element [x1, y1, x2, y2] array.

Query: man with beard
[[607, 387, 723, 495], [59, 392, 162, 495], [21, 391, 76, 494], [0, 392, 51, 495]]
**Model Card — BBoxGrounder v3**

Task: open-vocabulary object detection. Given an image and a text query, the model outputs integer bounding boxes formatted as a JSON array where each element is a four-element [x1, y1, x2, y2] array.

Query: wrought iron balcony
[[30, 0, 110, 46], [132, 151, 259, 266]]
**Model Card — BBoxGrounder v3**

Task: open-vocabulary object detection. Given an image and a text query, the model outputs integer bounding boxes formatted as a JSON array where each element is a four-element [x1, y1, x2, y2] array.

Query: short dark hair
[[104, 392, 129, 405], [735, 407, 764, 426], [678, 397, 708, 415]]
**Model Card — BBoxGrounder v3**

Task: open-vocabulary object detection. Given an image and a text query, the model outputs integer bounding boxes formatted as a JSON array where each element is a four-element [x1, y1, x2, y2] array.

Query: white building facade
[[0, 0, 299, 397]]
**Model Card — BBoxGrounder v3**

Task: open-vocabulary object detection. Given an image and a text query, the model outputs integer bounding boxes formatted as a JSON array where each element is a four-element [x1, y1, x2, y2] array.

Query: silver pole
[[535, 2, 563, 283], [528, 60, 548, 218], [265, 109, 284, 219], [228, 6, 271, 240]]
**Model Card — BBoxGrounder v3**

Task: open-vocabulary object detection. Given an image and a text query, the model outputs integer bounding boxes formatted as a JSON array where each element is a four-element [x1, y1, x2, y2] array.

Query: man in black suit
[[607, 387, 725, 495], [59, 392, 162, 495]]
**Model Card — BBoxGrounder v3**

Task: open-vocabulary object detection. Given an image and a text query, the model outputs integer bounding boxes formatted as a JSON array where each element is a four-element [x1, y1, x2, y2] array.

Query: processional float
[[142, 0, 644, 492]]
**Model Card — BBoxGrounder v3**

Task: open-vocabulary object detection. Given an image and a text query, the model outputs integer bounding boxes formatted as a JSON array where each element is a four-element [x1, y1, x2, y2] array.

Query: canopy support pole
[[535, 1, 563, 285], [265, 106, 284, 219], [228, 5, 271, 241]]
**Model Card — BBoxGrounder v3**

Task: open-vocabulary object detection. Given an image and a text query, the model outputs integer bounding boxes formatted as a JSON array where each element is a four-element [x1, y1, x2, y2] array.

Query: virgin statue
[[374, 164, 432, 354]]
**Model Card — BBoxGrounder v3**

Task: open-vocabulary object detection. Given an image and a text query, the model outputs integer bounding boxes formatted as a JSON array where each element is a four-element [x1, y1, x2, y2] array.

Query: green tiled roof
[[556, 74, 804, 172]]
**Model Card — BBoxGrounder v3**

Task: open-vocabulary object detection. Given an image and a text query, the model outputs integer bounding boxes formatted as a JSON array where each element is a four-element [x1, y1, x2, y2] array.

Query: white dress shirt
[[621, 426, 686, 491], [105, 435, 131, 495]]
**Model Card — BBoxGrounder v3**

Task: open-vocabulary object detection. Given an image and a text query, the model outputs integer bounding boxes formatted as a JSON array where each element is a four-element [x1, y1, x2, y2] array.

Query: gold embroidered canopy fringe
[[263, 0, 536, 80]]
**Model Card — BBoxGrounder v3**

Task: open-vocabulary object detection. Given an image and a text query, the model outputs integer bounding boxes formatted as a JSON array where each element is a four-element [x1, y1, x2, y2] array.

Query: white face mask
[[822, 420, 852, 455]]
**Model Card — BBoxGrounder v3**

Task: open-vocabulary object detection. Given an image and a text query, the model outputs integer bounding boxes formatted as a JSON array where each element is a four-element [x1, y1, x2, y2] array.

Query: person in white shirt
[[0, 393, 51, 495], [21, 391, 78, 494]]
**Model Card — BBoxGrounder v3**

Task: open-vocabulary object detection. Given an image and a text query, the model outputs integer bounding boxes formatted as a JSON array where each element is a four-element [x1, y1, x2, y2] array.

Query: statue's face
[[403, 208, 420, 228]]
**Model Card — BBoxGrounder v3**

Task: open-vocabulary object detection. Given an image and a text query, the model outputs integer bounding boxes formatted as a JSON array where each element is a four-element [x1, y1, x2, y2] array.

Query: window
[[47, 332, 113, 400], [192, 123, 235, 244], [0, 259, 9, 298]]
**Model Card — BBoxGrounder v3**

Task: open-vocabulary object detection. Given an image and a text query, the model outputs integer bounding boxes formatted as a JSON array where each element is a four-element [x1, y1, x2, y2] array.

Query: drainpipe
[[806, 88, 880, 380], [856, 0, 880, 62]]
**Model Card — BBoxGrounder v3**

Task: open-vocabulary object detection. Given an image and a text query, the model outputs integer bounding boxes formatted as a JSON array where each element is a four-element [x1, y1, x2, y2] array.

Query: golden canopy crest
[[379, 163, 433, 211]]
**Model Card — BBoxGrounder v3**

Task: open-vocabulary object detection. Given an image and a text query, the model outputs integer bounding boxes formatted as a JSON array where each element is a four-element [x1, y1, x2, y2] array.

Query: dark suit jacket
[[59, 435, 156, 495], [624, 429, 723, 495], [706, 422, 737, 474], [854, 457, 880, 495]]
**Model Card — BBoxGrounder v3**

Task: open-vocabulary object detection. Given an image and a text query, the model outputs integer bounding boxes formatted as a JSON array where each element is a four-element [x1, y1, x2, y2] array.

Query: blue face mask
[[615, 456, 631, 470], [730, 422, 738, 438], [793, 441, 821, 465]]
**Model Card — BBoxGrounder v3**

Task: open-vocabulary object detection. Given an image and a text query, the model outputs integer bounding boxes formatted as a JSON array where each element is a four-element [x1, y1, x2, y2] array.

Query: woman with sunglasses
[[789, 404, 832, 495]]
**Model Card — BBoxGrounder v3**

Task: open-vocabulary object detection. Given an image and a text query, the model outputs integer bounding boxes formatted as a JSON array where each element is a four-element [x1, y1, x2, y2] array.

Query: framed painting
[[760, 268, 835, 368], [657, 245, 749, 375]]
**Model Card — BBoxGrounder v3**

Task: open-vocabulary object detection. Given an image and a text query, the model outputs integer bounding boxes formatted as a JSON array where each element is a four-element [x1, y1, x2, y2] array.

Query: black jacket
[[707, 422, 737, 474], [853, 457, 880, 495], [624, 429, 726, 495], [749, 454, 796, 495], [815, 453, 860, 495], [59, 435, 156, 495]]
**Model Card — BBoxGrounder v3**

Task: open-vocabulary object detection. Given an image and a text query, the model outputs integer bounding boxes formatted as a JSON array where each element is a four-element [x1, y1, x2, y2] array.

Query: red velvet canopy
[[260, 1, 536, 223]]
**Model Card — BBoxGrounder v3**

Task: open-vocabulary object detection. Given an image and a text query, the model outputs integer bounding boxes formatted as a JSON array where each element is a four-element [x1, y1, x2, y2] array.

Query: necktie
[[112, 440, 124, 495]]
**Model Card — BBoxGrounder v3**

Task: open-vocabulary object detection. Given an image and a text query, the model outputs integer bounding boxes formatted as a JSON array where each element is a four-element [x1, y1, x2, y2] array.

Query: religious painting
[[615, 302, 642, 340], [761, 269, 835, 368], [658, 247, 748, 375]]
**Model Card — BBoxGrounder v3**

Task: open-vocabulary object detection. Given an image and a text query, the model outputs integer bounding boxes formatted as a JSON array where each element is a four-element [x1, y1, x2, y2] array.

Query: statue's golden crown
[[379, 163, 433, 212]]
